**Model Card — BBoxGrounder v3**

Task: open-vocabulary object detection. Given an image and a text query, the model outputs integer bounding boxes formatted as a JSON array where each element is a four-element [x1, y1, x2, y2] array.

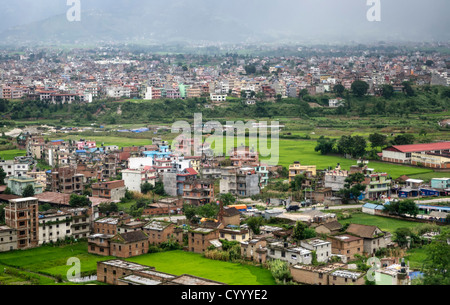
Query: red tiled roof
[[389, 142, 450, 153]]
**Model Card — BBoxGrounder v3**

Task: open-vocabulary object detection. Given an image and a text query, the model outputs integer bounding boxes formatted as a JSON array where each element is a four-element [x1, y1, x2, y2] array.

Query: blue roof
[[418, 205, 450, 212], [363, 203, 385, 210], [51, 140, 64, 142], [76, 150, 86, 153]]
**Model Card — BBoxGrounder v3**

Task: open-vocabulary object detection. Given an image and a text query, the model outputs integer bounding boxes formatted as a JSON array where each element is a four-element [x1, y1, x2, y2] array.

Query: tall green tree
[[351, 80, 369, 97], [369, 133, 387, 150], [22, 185, 35, 197], [0, 167, 6, 185], [421, 229, 450, 285]]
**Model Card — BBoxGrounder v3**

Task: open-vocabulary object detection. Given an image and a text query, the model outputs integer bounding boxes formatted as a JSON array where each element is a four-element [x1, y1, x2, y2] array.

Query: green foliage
[[368, 133, 387, 149], [22, 185, 35, 197], [140, 182, 154, 195], [0, 167, 6, 185], [384, 199, 419, 218], [98, 202, 119, 214], [246, 216, 264, 235], [290, 174, 306, 192], [391, 134, 415, 145], [292, 221, 316, 242], [217, 193, 236, 206], [421, 229, 450, 285], [337, 135, 367, 158], [267, 259, 292, 284], [351, 80, 369, 97], [69, 194, 91, 208], [315, 136, 336, 155]]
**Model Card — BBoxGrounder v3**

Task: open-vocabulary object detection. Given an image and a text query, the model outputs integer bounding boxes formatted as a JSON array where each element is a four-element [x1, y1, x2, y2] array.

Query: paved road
[[414, 198, 450, 205]]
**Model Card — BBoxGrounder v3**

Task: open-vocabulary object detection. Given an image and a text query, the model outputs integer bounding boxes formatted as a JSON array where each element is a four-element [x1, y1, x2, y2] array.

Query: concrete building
[[121, 168, 157, 193], [97, 259, 225, 285], [49, 167, 85, 195], [300, 238, 332, 263], [267, 241, 312, 265], [241, 238, 267, 264], [7, 175, 44, 196], [0, 225, 17, 252], [290, 263, 366, 285], [327, 234, 364, 262], [382, 142, 450, 165], [220, 167, 260, 197], [92, 180, 126, 202], [38, 210, 73, 245], [346, 224, 393, 255], [4, 197, 39, 249], [289, 161, 317, 182]]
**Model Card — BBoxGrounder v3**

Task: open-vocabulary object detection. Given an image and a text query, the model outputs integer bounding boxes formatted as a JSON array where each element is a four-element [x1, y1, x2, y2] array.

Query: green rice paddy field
[[126, 250, 276, 285], [0, 242, 275, 285]]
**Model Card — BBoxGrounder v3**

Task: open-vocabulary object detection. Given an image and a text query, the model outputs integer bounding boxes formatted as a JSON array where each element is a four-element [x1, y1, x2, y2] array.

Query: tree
[[22, 185, 35, 197], [0, 167, 6, 185], [153, 181, 167, 196], [0, 204, 5, 224], [290, 174, 306, 192], [391, 134, 415, 145], [380, 85, 394, 99], [339, 173, 367, 204], [141, 182, 154, 195], [402, 81, 415, 97], [69, 194, 91, 208], [351, 80, 369, 97], [393, 227, 411, 248], [315, 136, 336, 155], [244, 65, 256, 75], [247, 216, 264, 235], [292, 221, 316, 242], [268, 260, 292, 284], [337, 135, 367, 158], [3, 187, 12, 195], [183, 204, 198, 223], [333, 84, 345, 97], [421, 229, 450, 285], [368, 133, 387, 150], [217, 193, 236, 206], [98, 202, 119, 215], [196, 203, 219, 219]]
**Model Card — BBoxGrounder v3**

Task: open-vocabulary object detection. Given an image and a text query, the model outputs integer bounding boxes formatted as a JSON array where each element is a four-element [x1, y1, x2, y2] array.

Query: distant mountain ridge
[[1, 0, 449, 45]]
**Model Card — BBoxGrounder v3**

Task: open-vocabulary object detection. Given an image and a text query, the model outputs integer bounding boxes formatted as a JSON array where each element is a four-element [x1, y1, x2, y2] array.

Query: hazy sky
[[0, 0, 449, 44]]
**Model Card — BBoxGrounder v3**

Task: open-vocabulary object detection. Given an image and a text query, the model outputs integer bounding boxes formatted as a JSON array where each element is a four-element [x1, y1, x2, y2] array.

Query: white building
[[210, 94, 227, 102], [38, 211, 73, 245], [128, 157, 154, 170], [0, 160, 29, 177], [267, 242, 312, 265], [122, 168, 157, 193], [300, 238, 332, 263]]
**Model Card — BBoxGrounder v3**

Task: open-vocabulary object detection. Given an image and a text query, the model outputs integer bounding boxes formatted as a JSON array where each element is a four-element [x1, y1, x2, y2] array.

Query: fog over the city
[[0, 0, 449, 45]]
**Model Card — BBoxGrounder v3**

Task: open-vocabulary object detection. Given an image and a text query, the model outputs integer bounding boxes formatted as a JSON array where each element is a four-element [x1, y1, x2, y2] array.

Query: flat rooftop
[[100, 260, 150, 271], [120, 275, 161, 285]]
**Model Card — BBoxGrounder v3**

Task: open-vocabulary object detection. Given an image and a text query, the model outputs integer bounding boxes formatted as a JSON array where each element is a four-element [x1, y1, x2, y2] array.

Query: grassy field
[[338, 213, 425, 233], [0, 241, 112, 282], [403, 247, 428, 270], [206, 136, 433, 179], [126, 250, 276, 285], [0, 149, 26, 160]]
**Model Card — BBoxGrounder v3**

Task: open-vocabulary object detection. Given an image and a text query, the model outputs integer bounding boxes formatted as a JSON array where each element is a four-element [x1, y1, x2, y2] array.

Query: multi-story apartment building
[[38, 210, 72, 245], [49, 167, 85, 195], [220, 167, 260, 197], [92, 180, 126, 201], [0, 225, 17, 252], [4, 197, 39, 249], [289, 161, 317, 182]]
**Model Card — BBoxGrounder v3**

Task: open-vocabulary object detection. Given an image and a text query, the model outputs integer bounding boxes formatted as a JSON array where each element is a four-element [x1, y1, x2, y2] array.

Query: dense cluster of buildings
[[0, 47, 448, 106]]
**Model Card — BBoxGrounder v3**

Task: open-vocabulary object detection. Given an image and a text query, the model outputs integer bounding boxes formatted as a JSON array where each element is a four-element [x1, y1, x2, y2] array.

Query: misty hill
[[1, 0, 449, 45]]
